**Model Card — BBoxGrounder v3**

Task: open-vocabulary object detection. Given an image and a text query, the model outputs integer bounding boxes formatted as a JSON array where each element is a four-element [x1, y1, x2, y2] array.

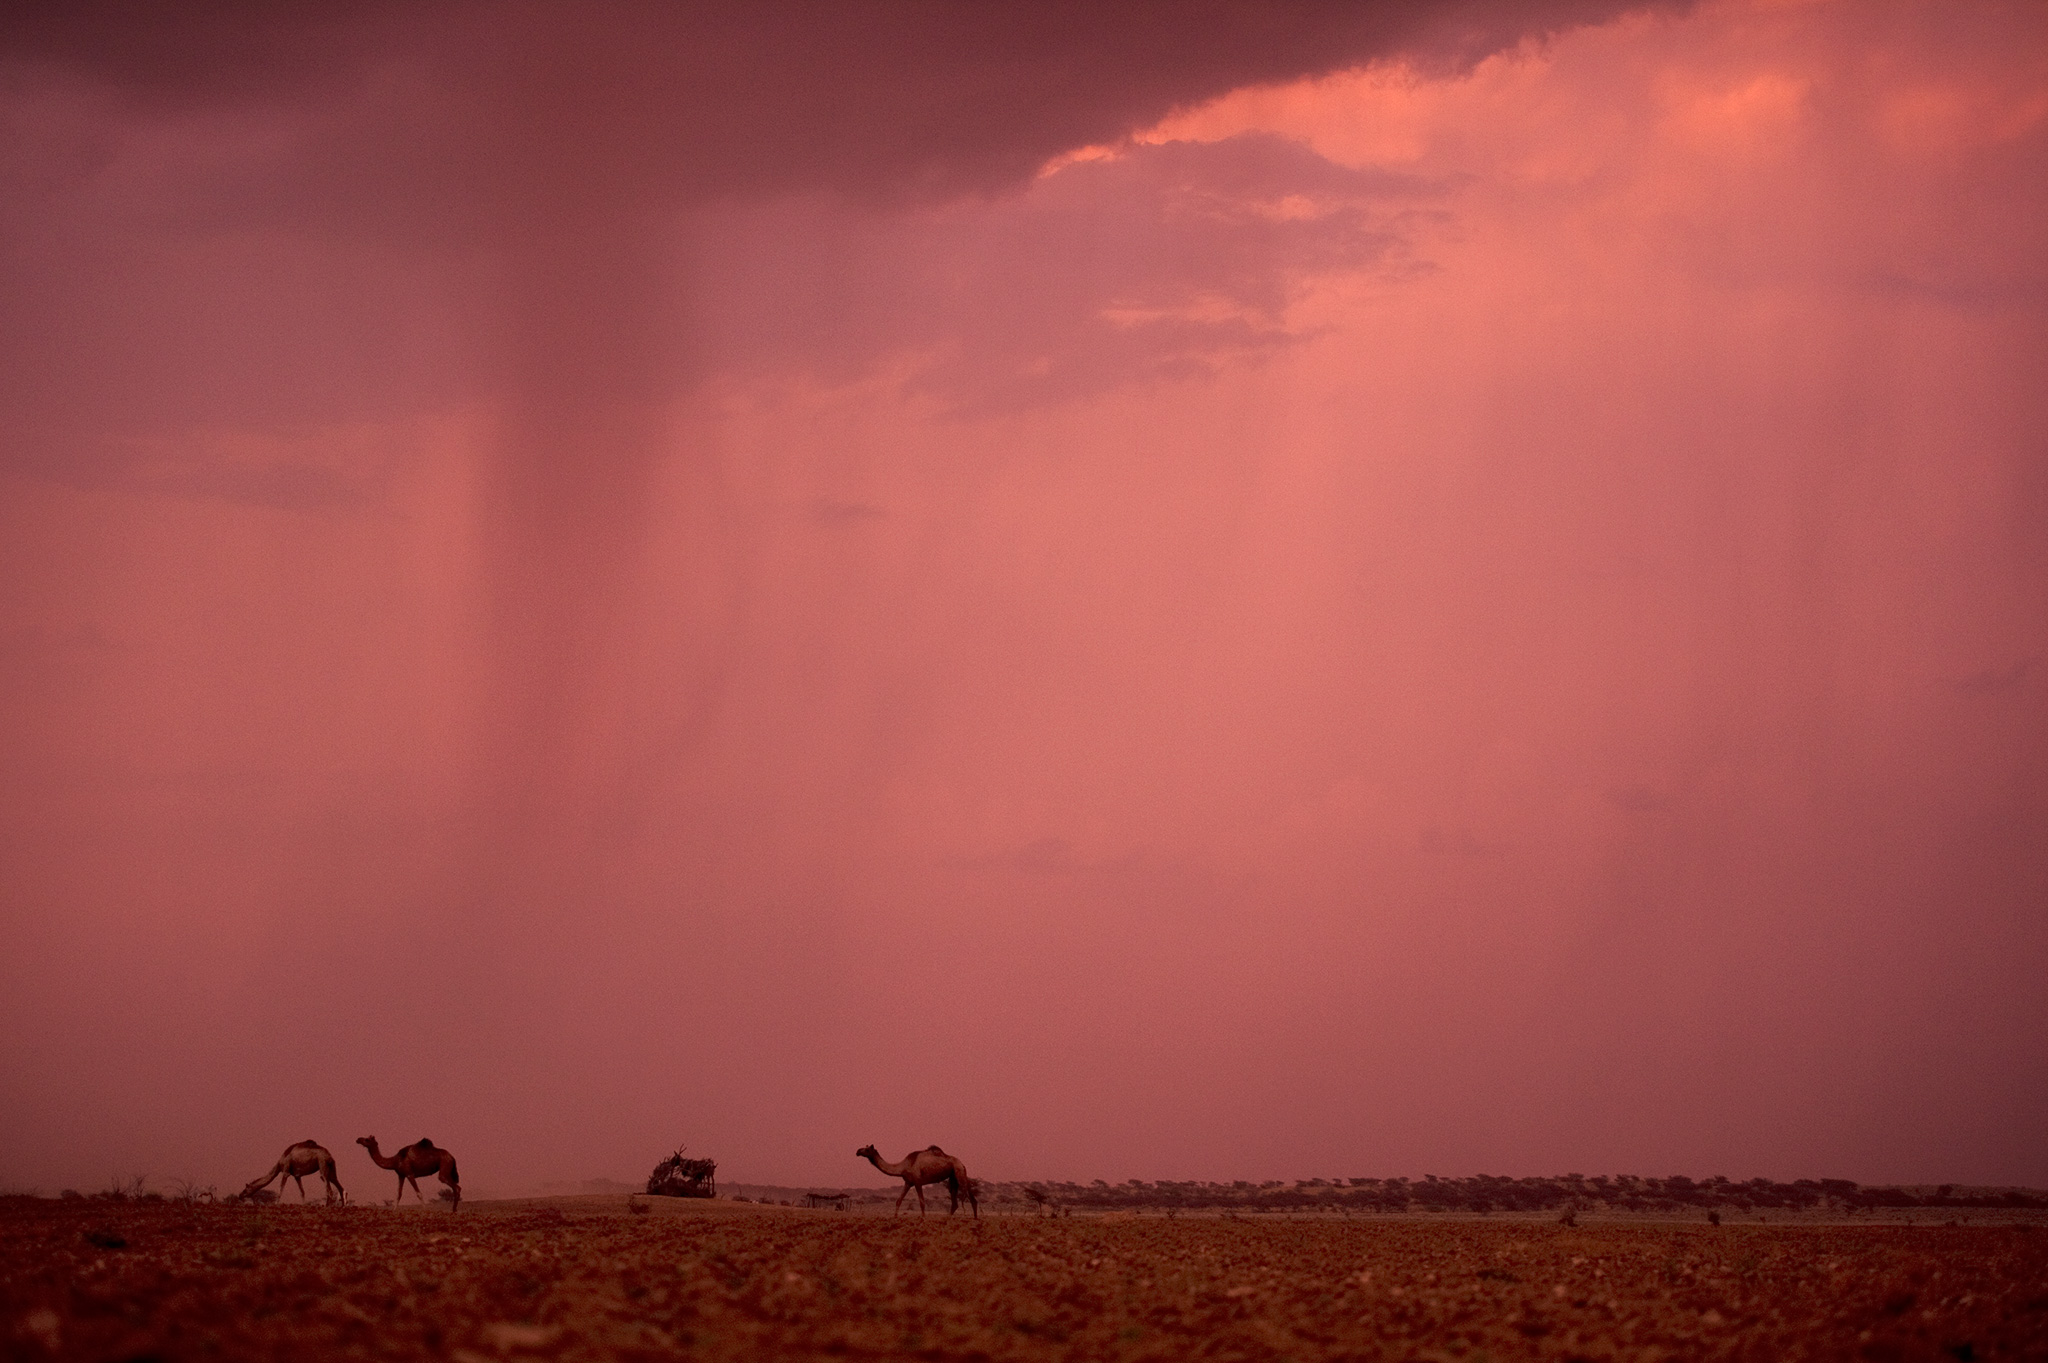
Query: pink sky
[[3, 0, 2044, 1196]]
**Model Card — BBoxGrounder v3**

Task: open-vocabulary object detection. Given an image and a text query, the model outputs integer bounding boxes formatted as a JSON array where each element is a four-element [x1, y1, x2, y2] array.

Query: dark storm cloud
[[4, 2, 1672, 203], [0, 1, 1673, 441]]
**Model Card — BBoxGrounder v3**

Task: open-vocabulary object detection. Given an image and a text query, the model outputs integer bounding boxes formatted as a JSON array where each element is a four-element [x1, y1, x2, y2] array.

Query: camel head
[[855, 1145, 877, 1161], [355, 1136, 376, 1152]]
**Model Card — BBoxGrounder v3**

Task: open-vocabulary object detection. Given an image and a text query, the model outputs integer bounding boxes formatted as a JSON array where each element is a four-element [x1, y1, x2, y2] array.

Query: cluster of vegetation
[[52, 1175, 228, 1205], [983, 1174, 2048, 1216]]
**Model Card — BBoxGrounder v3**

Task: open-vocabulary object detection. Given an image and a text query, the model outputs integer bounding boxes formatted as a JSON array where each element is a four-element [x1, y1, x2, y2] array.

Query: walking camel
[[356, 1136, 461, 1211], [243, 1140, 344, 1204], [856, 1144, 978, 1218]]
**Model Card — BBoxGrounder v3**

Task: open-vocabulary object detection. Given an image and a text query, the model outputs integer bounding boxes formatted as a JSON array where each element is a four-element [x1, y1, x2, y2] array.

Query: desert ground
[[5, 1195, 2045, 1361]]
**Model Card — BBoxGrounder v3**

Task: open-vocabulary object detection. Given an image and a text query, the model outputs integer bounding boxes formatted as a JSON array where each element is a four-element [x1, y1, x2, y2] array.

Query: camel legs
[[890, 1180, 935, 1216]]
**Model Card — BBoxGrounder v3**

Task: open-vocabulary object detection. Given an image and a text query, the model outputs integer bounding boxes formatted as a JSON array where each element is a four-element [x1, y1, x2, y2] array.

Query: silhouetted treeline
[[985, 1175, 2048, 1215]]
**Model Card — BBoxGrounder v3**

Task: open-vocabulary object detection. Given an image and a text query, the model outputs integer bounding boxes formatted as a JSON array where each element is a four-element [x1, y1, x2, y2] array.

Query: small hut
[[646, 1147, 717, 1199]]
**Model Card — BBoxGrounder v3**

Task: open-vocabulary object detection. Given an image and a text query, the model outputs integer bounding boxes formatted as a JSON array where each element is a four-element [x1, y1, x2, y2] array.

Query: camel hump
[[415, 1137, 434, 1149], [926, 1145, 946, 1155], [301, 1138, 320, 1148]]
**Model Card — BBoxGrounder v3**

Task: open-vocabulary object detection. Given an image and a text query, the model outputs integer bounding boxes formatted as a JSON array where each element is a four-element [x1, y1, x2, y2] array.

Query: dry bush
[[98, 1174, 151, 1202], [167, 1179, 219, 1204]]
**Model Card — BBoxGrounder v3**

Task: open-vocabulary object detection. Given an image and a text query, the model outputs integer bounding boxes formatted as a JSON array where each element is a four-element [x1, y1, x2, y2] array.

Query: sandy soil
[[4, 1194, 2044, 1360]]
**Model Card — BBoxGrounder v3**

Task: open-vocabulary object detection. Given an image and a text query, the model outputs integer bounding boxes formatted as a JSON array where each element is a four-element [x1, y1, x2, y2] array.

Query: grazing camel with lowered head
[[244, 1140, 344, 1204], [356, 1136, 461, 1211], [856, 1144, 978, 1218]]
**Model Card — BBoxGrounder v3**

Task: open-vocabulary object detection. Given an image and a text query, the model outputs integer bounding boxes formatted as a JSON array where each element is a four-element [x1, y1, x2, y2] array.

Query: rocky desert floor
[[4, 1195, 2045, 1361]]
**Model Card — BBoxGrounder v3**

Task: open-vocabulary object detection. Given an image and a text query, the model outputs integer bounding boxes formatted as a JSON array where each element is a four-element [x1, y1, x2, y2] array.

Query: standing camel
[[243, 1140, 344, 1204], [356, 1136, 461, 1211], [856, 1144, 978, 1218]]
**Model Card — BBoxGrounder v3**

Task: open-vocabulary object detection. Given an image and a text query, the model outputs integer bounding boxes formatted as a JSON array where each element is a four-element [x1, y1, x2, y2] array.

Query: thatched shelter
[[646, 1147, 717, 1199]]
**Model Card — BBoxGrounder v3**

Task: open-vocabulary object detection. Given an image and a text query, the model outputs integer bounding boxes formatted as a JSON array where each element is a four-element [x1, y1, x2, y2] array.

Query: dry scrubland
[[5, 1196, 2046, 1362]]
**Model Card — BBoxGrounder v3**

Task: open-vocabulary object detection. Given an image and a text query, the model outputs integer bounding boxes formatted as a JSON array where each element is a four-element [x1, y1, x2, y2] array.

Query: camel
[[356, 1136, 461, 1211], [856, 1144, 978, 1218], [243, 1140, 344, 1204]]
